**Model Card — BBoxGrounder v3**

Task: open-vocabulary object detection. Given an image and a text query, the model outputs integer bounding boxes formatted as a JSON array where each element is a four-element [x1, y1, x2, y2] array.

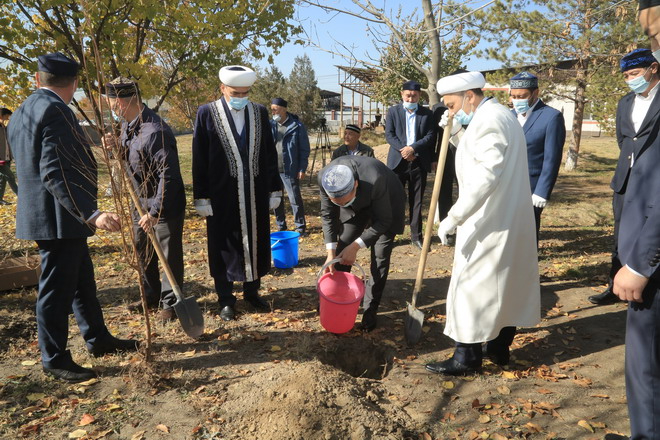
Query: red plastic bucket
[[317, 259, 367, 334]]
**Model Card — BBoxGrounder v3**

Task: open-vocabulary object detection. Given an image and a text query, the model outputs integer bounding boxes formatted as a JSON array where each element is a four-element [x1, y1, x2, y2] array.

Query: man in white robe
[[426, 70, 540, 376]]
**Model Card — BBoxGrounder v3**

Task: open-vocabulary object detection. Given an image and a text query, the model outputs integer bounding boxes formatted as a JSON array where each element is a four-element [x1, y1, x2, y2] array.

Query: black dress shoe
[[588, 288, 622, 305], [484, 349, 510, 366], [220, 305, 235, 321], [245, 296, 270, 312], [411, 239, 423, 250], [425, 358, 480, 376], [87, 336, 139, 358], [43, 362, 97, 383], [360, 308, 378, 332]]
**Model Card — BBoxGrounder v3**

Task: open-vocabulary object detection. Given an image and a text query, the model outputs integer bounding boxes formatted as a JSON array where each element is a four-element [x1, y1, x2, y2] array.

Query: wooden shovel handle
[[121, 167, 185, 303], [411, 115, 453, 308]]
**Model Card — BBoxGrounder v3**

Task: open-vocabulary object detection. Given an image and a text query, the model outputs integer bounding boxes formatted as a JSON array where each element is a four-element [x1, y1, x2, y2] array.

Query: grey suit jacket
[[319, 155, 405, 247], [8, 88, 97, 240]]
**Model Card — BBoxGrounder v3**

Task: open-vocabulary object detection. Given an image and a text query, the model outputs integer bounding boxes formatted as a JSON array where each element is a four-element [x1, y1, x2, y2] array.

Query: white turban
[[219, 65, 257, 87], [436, 71, 485, 95]]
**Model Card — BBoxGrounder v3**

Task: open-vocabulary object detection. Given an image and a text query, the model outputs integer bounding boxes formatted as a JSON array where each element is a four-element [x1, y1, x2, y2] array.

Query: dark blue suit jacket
[[385, 103, 436, 172], [613, 89, 660, 279], [511, 101, 566, 200], [121, 105, 185, 220], [8, 88, 97, 240]]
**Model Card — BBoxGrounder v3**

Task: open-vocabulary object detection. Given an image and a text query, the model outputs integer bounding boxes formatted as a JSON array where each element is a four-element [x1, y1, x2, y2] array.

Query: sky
[[256, 0, 503, 95]]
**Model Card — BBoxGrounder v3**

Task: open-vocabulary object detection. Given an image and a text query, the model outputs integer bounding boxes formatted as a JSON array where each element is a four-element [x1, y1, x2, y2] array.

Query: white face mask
[[273, 114, 282, 122], [331, 193, 357, 208]]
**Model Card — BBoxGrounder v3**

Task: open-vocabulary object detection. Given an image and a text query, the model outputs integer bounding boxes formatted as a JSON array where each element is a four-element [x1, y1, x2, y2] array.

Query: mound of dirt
[[218, 360, 416, 440]]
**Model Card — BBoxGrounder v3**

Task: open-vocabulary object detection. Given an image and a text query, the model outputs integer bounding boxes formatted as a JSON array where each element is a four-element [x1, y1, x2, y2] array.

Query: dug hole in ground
[[0, 137, 629, 439]]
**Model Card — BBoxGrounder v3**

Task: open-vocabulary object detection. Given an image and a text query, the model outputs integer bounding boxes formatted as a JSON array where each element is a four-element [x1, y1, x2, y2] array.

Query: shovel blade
[[404, 302, 425, 346], [173, 296, 205, 339]]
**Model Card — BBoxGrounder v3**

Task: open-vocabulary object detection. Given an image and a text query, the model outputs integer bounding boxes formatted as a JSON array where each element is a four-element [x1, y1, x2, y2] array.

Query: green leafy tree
[[249, 65, 288, 109], [286, 54, 322, 130], [0, 0, 299, 120], [472, 0, 645, 170]]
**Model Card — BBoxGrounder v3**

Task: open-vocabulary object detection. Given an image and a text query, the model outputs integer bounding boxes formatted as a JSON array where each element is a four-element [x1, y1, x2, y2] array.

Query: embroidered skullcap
[[620, 48, 656, 72], [321, 164, 355, 198], [510, 71, 538, 89], [271, 97, 288, 107], [436, 71, 486, 95], [402, 80, 421, 91], [37, 52, 79, 77], [639, 0, 660, 10], [104, 77, 139, 98], [219, 65, 257, 87], [345, 124, 361, 134]]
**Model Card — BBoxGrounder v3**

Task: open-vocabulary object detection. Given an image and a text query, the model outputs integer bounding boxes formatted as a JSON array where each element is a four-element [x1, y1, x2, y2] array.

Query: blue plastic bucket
[[270, 231, 301, 269]]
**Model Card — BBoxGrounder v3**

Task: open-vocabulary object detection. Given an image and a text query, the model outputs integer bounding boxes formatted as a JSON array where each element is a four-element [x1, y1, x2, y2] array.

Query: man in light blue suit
[[509, 72, 566, 240]]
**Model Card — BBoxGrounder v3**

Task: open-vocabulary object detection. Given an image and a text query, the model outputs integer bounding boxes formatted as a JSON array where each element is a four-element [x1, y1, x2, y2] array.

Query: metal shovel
[[123, 169, 205, 339], [405, 115, 453, 346]]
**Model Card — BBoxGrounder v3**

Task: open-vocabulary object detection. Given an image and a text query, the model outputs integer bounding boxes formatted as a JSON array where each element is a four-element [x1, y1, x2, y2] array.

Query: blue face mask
[[512, 98, 531, 115], [403, 101, 418, 112], [626, 68, 650, 94], [453, 95, 474, 125], [229, 96, 249, 110]]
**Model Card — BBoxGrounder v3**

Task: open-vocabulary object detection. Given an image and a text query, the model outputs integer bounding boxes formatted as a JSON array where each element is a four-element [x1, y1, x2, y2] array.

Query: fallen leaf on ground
[[156, 424, 170, 433], [78, 413, 95, 426], [578, 420, 594, 432], [497, 385, 511, 395], [68, 429, 87, 439], [21, 360, 37, 366], [131, 431, 146, 440]]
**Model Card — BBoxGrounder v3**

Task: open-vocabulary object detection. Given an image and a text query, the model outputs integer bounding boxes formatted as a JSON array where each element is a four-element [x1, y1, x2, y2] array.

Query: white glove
[[269, 191, 282, 210], [194, 199, 213, 217], [439, 111, 461, 135], [532, 194, 547, 208], [438, 217, 458, 246]]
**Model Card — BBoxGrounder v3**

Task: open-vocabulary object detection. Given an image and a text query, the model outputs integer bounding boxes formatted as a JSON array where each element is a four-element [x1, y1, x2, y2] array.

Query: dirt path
[[0, 137, 630, 439]]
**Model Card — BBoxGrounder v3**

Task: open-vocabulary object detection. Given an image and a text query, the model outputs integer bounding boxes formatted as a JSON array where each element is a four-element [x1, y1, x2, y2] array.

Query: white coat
[[443, 98, 540, 344]]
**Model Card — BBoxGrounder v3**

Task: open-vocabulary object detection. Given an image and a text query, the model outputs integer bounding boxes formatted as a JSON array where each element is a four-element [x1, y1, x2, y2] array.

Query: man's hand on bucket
[[337, 243, 359, 267]]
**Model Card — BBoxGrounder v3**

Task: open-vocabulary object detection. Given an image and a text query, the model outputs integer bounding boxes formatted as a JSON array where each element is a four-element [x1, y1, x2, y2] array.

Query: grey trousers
[[0, 162, 18, 200], [334, 212, 396, 312], [133, 212, 185, 309]]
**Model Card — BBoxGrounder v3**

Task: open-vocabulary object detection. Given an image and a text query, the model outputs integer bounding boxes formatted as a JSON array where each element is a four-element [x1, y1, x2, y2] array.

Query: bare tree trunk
[[422, 0, 442, 107], [565, 7, 591, 172]]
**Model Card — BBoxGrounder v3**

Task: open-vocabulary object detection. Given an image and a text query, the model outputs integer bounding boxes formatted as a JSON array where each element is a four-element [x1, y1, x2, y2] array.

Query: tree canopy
[[0, 0, 300, 117], [471, 0, 645, 169]]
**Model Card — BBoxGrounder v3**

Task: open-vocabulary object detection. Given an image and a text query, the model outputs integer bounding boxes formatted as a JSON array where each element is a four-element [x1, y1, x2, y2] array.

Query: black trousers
[[625, 280, 660, 439], [214, 278, 261, 308], [36, 238, 111, 368], [453, 326, 516, 366], [533, 205, 543, 244], [334, 211, 396, 313], [133, 212, 185, 309], [436, 146, 456, 222], [394, 161, 426, 241]]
